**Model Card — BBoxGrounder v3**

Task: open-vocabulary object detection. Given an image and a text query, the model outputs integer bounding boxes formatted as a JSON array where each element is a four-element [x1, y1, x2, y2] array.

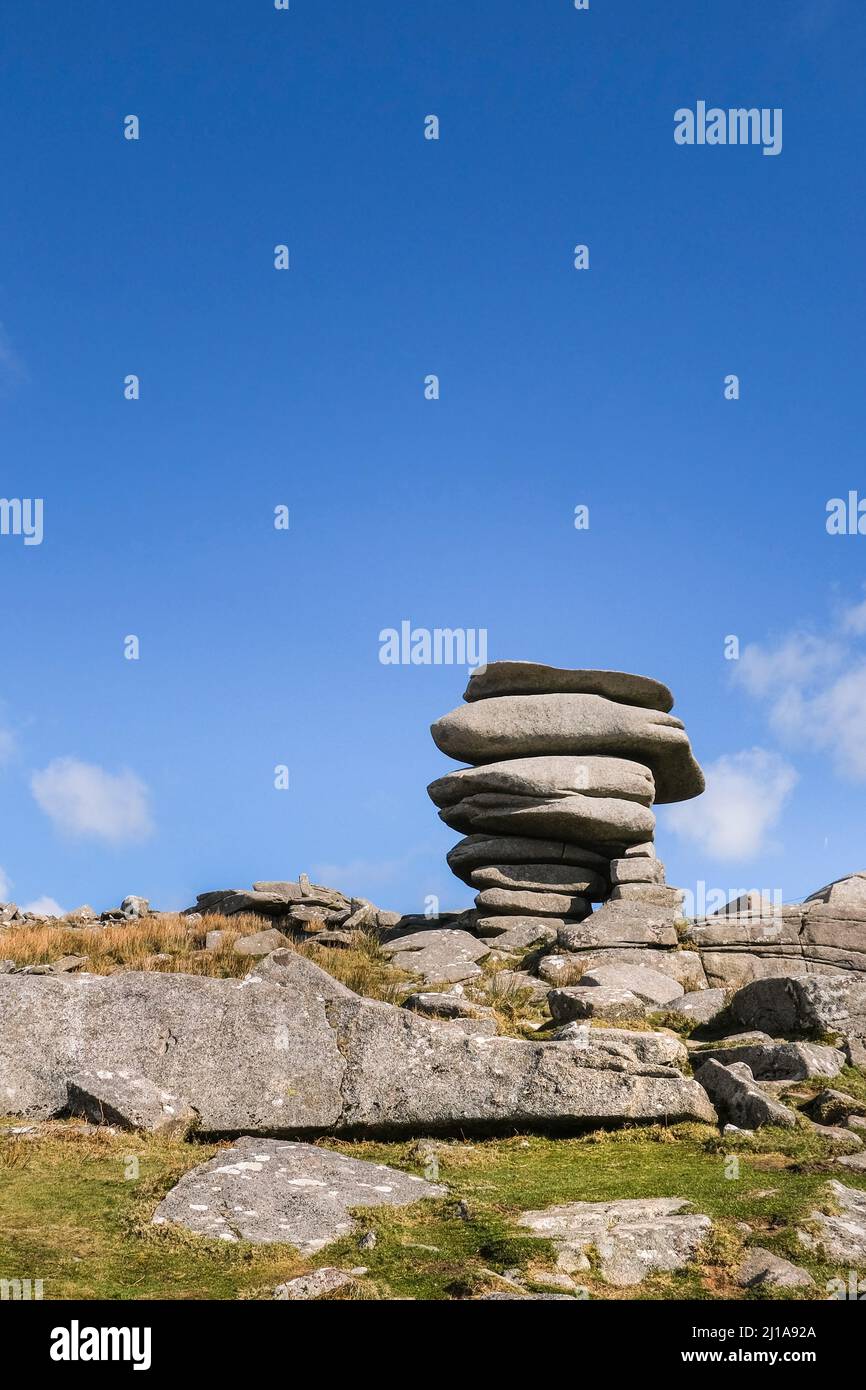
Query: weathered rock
[[431, 694, 705, 803], [668, 989, 729, 1028], [797, 1181, 866, 1263], [447, 835, 610, 883], [548, 1024, 688, 1073], [205, 930, 224, 952], [120, 896, 149, 920], [196, 889, 298, 918], [469, 862, 607, 898], [730, 973, 866, 1041], [463, 662, 675, 712], [735, 1248, 815, 1290], [0, 952, 716, 1133], [153, 1138, 445, 1250], [536, 954, 580, 986], [66, 1069, 198, 1137], [609, 884, 684, 909], [474, 887, 590, 919], [379, 929, 489, 984], [835, 1150, 866, 1171], [517, 1197, 711, 1286], [693, 1059, 799, 1129], [804, 1088, 866, 1126], [687, 901, 866, 987], [577, 963, 685, 1007], [473, 918, 560, 952], [429, 755, 656, 810], [804, 872, 866, 912], [232, 929, 288, 957], [273, 1267, 366, 1300], [438, 790, 655, 847], [548, 985, 649, 1024], [691, 1040, 845, 1082], [610, 858, 665, 886], [557, 905, 679, 951]]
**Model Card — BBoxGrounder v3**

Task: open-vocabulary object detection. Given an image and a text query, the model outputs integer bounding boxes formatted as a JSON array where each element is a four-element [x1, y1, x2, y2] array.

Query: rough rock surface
[[428, 755, 656, 810], [691, 1039, 846, 1082], [797, 1181, 866, 1263], [685, 886, 866, 988], [576, 963, 685, 1007], [735, 1248, 815, 1290], [66, 1069, 198, 1137], [548, 985, 650, 1025], [729, 973, 866, 1042], [463, 662, 675, 712], [693, 1059, 799, 1130], [273, 1267, 366, 1300], [431, 694, 704, 803], [152, 1138, 445, 1250], [517, 1196, 711, 1286], [0, 950, 717, 1133], [668, 990, 729, 1027], [379, 928, 489, 984]]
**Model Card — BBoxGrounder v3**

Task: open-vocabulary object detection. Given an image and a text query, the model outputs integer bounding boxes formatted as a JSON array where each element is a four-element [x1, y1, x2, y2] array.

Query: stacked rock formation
[[428, 662, 705, 959]]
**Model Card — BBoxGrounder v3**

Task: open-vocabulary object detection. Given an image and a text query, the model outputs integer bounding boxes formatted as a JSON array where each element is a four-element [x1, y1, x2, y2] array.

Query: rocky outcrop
[[728, 972, 866, 1045], [684, 876, 866, 989], [0, 949, 716, 1135]]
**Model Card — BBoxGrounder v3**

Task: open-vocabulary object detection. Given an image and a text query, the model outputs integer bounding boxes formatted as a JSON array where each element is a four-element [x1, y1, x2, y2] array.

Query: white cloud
[[30, 757, 153, 843], [22, 896, 65, 918], [0, 866, 12, 901], [733, 596, 866, 780], [665, 749, 798, 862]]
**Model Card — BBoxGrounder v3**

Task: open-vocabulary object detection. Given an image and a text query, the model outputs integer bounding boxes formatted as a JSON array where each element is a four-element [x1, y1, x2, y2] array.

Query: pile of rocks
[[0, 895, 151, 928], [190, 875, 402, 938], [429, 661, 704, 973]]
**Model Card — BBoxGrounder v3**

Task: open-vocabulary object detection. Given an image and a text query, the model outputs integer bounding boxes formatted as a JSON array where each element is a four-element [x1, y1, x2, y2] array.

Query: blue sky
[[2, 0, 866, 916]]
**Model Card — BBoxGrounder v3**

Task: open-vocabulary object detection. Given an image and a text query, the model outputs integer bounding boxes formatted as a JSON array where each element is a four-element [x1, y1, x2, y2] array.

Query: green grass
[[3, 1116, 865, 1301]]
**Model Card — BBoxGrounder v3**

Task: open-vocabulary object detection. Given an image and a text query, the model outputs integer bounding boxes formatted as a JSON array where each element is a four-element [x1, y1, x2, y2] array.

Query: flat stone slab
[[463, 662, 675, 712], [469, 862, 607, 897], [0, 952, 717, 1134], [431, 694, 704, 803], [447, 835, 610, 882], [438, 790, 655, 848], [798, 1181, 866, 1263], [379, 928, 489, 984], [429, 755, 656, 809], [152, 1138, 446, 1252], [518, 1196, 711, 1287], [548, 985, 650, 1024], [577, 963, 685, 1007]]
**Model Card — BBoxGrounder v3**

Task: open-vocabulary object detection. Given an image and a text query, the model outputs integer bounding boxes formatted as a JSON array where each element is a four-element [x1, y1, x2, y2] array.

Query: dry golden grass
[[0, 914, 411, 1001]]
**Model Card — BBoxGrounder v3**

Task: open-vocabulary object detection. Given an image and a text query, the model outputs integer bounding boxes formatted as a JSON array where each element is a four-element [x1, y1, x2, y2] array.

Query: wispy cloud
[[734, 593, 866, 780], [665, 748, 798, 862], [22, 895, 65, 918], [31, 757, 154, 843], [0, 866, 12, 901]]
